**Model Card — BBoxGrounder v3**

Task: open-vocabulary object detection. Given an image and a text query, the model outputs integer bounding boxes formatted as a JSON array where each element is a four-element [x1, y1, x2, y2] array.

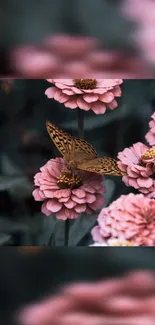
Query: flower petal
[[83, 94, 99, 103], [91, 101, 106, 114], [64, 96, 78, 109], [77, 97, 91, 111], [137, 177, 153, 188], [46, 199, 62, 212], [99, 92, 114, 103]]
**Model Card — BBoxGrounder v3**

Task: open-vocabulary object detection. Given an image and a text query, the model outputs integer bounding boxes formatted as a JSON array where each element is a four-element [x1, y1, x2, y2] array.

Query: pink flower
[[85, 51, 152, 78], [43, 35, 152, 78], [133, 26, 155, 65], [122, 0, 155, 24], [32, 157, 105, 220], [122, 0, 155, 66], [45, 79, 123, 115], [90, 239, 133, 246], [44, 34, 98, 60], [91, 193, 155, 246], [117, 142, 155, 198], [145, 112, 155, 146], [5, 34, 153, 78]]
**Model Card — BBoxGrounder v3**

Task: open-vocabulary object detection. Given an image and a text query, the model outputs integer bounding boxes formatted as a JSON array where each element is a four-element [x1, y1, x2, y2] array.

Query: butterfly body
[[46, 120, 124, 177]]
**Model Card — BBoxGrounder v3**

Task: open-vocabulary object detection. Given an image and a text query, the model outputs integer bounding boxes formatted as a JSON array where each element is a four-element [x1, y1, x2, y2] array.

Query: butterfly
[[46, 120, 125, 176]]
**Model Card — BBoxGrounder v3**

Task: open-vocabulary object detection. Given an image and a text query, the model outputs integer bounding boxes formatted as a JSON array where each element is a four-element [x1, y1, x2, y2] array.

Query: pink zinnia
[[118, 142, 155, 198], [91, 193, 155, 246], [90, 239, 133, 246], [145, 112, 155, 146], [32, 157, 105, 220], [45, 79, 123, 115]]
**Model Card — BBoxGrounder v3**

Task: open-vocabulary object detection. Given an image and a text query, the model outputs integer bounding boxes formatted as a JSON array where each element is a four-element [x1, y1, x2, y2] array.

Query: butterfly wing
[[74, 137, 98, 161], [46, 120, 75, 156], [46, 120, 98, 163], [77, 157, 125, 176]]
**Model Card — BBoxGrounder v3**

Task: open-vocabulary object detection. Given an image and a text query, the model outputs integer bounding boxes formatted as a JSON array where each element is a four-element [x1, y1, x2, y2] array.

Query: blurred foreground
[[1, 247, 155, 325], [0, 0, 155, 77]]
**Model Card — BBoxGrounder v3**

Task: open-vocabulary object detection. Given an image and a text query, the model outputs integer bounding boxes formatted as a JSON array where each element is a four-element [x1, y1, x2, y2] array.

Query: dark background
[[0, 0, 133, 50], [0, 79, 155, 246]]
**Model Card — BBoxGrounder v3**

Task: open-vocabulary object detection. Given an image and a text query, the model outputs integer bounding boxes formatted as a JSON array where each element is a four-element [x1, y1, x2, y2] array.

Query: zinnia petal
[[92, 193, 155, 246], [33, 157, 105, 220], [118, 142, 155, 196], [46, 199, 63, 212], [91, 101, 107, 114], [45, 79, 123, 115]]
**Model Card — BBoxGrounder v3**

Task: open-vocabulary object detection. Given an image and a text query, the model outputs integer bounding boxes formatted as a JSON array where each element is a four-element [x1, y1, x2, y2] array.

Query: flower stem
[[64, 219, 70, 246], [47, 231, 55, 246], [77, 109, 84, 139]]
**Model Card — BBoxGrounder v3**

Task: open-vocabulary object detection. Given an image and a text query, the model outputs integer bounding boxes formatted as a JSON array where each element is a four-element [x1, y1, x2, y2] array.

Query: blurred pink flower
[[32, 157, 105, 220], [4, 33, 153, 78], [45, 79, 123, 114], [85, 51, 152, 78], [10, 46, 61, 78], [8, 35, 97, 78], [118, 142, 155, 197], [134, 26, 155, 65], [122, 0, 155, 24], [146, 112, 155, 146], [122, 0, 155, 65], [91, 193, 155, 246], [44, 34, 98, 60], [43, 35, 152, 78]]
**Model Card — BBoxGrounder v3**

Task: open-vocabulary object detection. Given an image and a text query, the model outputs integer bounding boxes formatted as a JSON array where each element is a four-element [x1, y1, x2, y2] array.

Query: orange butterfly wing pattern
[[46, 120, 124, 176], [46, 120, 98, 164], [77, 157, 124, 176], [46, 120, 73, 157]]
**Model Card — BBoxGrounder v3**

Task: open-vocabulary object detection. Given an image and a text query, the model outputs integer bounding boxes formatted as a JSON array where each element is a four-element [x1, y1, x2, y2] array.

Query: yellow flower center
[[112, 240, 133, 246], [141, 148, 155, 161], [57, 169, 82, 189], [73, 79, 97, 90]]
